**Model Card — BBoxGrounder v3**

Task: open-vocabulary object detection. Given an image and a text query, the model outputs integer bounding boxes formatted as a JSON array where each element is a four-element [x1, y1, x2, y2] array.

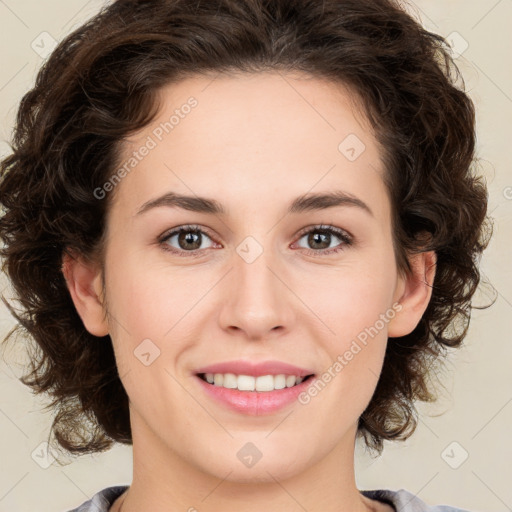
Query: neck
[[114, 413, 378, 512]]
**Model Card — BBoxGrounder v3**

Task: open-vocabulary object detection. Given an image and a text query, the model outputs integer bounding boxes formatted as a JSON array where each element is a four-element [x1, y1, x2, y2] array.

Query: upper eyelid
[[160, 224, 215, 239], [296, 224, 351, 238]]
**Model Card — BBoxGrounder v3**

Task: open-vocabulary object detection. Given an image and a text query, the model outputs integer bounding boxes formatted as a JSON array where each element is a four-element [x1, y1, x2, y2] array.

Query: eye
[[158, 223, 353, 257], [293, 224, 353, 256], [159, 225, 218, 256]]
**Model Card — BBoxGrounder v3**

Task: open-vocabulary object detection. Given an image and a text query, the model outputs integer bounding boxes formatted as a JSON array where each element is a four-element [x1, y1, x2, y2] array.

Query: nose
[[218, 244, 296, 341]]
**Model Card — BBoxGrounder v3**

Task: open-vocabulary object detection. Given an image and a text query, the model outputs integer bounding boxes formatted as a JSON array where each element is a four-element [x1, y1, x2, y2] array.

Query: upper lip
[[194, 360, 315, 377]]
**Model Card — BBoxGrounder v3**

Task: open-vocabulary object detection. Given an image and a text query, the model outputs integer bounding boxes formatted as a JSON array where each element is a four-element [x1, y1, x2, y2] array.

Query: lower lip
[[195, 375, 315, 415]]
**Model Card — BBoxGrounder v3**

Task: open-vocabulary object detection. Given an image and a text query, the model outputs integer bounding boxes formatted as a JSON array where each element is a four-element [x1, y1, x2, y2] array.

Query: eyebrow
[[136, 190, 373, 217]]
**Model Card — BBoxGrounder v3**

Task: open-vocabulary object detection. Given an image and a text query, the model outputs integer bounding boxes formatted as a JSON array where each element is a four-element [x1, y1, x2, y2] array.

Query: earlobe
[[61, 249, 109, 337], [388, 250, 437, 338]]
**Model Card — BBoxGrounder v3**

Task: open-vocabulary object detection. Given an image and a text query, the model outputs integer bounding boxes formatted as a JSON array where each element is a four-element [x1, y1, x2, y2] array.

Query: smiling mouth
[[197, 372, 315, 392]]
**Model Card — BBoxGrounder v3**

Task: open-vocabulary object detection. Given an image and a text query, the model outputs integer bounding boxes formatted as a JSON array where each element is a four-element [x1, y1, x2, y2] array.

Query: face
[[71, 72, 428, 484]]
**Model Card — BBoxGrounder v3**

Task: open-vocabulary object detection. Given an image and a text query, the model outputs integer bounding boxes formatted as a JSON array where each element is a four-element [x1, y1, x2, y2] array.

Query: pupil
[[179, 230, 201, 250], [309, 231, 330, 249]]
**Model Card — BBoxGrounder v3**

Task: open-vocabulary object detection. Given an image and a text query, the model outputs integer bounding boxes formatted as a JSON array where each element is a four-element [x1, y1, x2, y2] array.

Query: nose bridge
[[218, 236, 294, 338]]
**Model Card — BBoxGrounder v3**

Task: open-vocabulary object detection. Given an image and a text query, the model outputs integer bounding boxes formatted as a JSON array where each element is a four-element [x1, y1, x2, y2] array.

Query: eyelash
[[158, 224, 353, 257]]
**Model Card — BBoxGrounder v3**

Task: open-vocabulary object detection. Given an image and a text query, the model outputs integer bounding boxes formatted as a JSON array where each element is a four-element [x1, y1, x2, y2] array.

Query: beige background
[[0, 1, 511, 511]]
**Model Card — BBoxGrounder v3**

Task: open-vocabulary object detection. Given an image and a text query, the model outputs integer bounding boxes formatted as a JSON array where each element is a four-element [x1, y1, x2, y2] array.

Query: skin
[[63, 71, 436, 512]]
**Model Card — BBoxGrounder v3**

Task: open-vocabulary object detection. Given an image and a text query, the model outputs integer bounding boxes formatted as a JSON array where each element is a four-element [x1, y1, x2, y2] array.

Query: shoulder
[[66, 485, 129, 512], [361, 488, 472, 512]]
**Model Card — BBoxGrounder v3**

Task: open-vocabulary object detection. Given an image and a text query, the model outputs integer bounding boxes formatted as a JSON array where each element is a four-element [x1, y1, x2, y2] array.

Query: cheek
[[103, 254, 221, 384], [297, 260, 398, 341], [294, 258, 397, 402], [106, 256, 202, 339], [103, 260, 199, 418]]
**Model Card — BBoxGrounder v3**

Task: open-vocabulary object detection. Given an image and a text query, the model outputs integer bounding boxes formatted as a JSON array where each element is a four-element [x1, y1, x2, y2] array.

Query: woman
[[0, 0, 491, 511]]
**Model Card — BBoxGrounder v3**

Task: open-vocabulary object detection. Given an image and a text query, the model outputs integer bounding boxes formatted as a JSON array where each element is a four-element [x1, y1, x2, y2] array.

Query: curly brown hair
[[0, 0, 492, 461]]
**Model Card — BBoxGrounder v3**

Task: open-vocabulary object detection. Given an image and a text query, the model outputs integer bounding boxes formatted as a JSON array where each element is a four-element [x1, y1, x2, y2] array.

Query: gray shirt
[[66, 485, 472, 511]]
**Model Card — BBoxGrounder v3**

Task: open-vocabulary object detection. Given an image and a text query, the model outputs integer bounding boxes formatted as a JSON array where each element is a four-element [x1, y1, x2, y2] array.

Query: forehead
[[113, 71, 388, 218]]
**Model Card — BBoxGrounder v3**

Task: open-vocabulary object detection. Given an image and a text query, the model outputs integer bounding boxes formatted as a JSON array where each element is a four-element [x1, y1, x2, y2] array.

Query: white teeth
[[202, 373, 309, 392], [238, 375, 255, 391], [223, 373, 238, 389], [255, 375, 273, 391], [273, 374, 286, 390]]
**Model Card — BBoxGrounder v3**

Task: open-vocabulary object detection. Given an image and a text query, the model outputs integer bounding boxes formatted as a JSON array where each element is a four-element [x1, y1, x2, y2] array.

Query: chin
[[222, 464, 301, 484], [196, 452, 305, 484]]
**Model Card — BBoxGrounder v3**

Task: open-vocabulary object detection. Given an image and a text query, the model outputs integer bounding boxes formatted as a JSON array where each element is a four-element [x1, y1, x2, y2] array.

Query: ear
[[388, 250, 437, 337], [61, 249, 109, 337]]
